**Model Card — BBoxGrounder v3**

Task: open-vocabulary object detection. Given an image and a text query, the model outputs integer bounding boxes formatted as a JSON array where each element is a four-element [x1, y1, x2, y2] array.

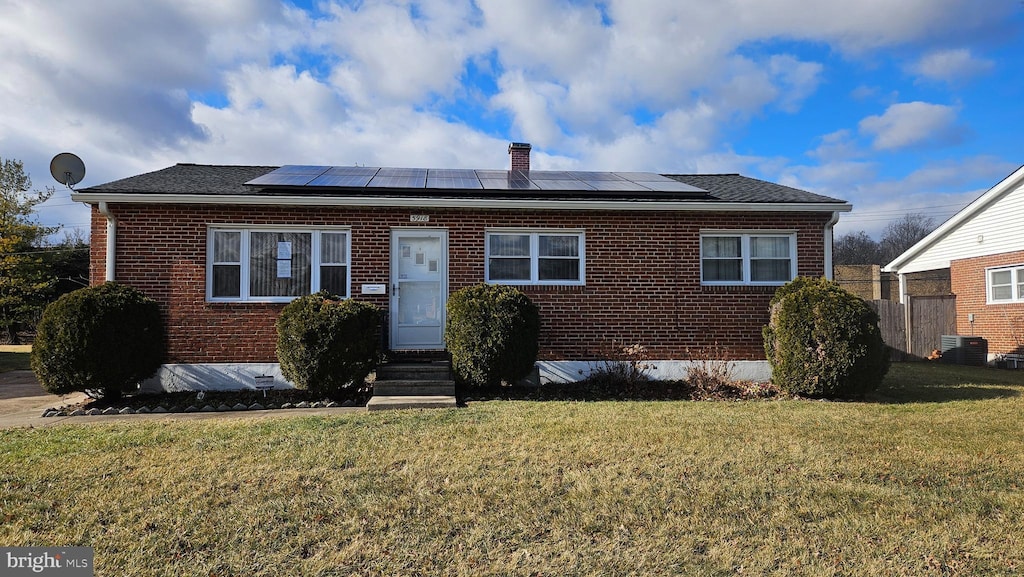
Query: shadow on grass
[[0, 351, 31, 373], [457, 378, 777, 404], [869, 362, 1024, 404]]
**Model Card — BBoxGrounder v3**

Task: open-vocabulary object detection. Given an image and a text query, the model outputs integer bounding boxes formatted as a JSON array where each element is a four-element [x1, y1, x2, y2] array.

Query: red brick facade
[[90, 204, 831, 364], [951, 250, 1024, 355]]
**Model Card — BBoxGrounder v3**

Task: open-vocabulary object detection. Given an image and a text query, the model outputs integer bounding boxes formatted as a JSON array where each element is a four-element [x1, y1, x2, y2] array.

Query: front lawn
[[1, 363, 1022, 576]]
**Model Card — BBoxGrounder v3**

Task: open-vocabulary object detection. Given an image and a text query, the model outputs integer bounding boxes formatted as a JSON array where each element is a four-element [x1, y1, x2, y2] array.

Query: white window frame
[[700, 231, 798, 286], [206, 225, 351, 302], [986, 264, 1024, 304], [485, 229, 586, 286]]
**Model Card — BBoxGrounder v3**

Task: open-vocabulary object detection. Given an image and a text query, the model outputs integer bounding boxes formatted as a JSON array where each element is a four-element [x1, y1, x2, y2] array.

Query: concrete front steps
[[366, 360, 457, 411]]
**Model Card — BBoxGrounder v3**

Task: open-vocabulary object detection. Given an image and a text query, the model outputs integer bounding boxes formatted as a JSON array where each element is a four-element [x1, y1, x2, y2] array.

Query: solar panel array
[[246, 165, 707, 195]]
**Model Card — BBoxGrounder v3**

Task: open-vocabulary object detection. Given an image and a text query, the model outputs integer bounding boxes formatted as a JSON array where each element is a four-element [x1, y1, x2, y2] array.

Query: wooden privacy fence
[[866, 296, 957, 361]]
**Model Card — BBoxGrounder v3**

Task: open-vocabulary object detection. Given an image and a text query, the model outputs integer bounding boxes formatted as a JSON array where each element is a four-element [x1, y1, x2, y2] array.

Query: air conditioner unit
[[940, 335, 988, 366]]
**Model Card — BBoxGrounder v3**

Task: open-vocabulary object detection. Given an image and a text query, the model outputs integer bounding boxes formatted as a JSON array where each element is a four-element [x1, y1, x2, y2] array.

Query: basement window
[[207, 227, 350, 302], [987, 265, 1024, 303], [486, 230, 585, 286], [701, 232, 797, 285]]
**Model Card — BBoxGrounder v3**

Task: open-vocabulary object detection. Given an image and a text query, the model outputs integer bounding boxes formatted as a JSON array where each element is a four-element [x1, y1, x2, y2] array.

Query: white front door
[[390, 229, 447, 350]]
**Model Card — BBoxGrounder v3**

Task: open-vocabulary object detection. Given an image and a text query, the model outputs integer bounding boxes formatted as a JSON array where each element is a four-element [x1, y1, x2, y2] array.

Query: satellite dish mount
[[50, 152, 86, 190]]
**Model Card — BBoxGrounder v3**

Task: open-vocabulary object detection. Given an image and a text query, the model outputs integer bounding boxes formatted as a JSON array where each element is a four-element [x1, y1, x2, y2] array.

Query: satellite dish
[[50, 152, 86, 189]]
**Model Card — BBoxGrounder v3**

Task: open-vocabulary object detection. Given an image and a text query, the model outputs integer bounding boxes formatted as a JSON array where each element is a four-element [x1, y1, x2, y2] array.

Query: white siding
[[893, 177, 1024, 274]]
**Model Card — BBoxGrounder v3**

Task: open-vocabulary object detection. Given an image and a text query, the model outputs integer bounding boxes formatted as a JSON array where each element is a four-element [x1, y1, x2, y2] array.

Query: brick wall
[[951, 250, 1024, 355], [89, 204, 831, 363]]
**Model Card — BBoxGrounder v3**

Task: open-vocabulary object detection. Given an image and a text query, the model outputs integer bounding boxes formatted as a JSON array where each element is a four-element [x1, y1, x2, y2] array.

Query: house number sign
[[410, 214, 430, 222]]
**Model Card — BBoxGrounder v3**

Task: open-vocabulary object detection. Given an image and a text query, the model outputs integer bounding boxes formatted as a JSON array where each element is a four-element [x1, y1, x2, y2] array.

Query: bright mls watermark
[[2, 547, 93, 576]]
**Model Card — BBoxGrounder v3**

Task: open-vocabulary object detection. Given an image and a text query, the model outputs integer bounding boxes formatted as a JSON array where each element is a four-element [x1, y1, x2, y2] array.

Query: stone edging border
[[41, 399, 364, 418]]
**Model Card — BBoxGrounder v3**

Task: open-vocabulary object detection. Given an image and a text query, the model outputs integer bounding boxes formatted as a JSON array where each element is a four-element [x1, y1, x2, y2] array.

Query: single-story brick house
[[71, 143, 851, 390], [884, 164, 1024, 361]]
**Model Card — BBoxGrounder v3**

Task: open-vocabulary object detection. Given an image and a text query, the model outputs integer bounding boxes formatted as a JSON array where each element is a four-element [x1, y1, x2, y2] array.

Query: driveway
[[0, 370, 89, 428]]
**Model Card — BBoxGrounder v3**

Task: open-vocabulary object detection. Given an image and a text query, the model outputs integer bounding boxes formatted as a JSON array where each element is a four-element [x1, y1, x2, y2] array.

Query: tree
[[832, 213, 938, 266], [44, 230, 90, 298], [1, 158, 57, 343], [833, 231, 881, 265], [879, 213, 935, 264]]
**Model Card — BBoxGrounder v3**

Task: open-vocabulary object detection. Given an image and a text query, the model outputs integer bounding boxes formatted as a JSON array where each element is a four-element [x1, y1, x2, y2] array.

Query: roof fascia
[[883, 164, 1024, 272], [70, 192, 852, 213]]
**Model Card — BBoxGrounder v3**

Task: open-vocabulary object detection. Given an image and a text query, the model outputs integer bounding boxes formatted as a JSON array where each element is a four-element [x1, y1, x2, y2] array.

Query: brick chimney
[[508, 142, 531, 172]]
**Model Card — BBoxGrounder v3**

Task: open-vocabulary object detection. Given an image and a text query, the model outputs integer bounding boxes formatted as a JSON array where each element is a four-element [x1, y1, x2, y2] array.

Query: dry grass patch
[[1, 363, 1023, 575]]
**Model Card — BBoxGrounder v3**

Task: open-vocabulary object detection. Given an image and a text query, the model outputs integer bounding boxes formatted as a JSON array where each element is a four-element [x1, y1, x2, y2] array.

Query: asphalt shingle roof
[[80, 163, 847, 205], [666, 174, 845, 203]]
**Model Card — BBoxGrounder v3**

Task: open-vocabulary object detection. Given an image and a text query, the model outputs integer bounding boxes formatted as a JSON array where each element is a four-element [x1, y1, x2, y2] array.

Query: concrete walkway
[[0, 370, 365, 430]]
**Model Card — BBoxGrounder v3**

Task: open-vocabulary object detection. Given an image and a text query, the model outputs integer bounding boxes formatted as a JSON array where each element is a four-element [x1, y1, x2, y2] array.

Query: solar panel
[[641, 181, 707, 193], [426, 176, 482, 189], [611, 172, 672, 182], [429, 169, 478, 178], [474, 170, 511, 179], [307, 173, 374, 187], [273, 165, 331, 175], [324, 166, 380, 176], [533, 179, 595, 191], [528, 171, 577, 180], [571, 171, 627, 181], [479, 178, 538, 190], [367, 175, 427, 188], [246, 173, 321, 186], [244, 164, 709, 196], [376, 167, 427, 177], [583, 180, 647, 191]]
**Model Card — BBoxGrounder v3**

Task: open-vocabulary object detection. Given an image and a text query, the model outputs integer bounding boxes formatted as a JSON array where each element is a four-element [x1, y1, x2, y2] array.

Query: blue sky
[[2, 0, 1022, 240]]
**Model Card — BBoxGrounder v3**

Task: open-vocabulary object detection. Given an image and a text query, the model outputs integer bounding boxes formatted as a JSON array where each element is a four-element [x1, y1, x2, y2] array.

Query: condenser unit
[[940, 335, 988, 366]]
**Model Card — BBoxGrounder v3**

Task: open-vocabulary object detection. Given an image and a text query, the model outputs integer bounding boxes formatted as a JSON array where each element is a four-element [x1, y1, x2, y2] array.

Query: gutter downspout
[[824, 211, 840, 280], [98, 202, 116, 282]]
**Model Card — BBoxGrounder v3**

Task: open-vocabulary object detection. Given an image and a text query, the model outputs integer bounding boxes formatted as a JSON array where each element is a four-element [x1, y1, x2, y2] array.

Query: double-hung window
[[486, 230, 585, 285], [208, 227, 350, 302], [701, 232, 796, 285], [987, 265, 1024, 303]]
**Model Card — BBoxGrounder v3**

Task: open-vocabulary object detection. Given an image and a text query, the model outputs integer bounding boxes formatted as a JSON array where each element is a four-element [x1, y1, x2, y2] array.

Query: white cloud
[[858, 102, 964, 150], [490, 72, 567, 146], [769, 55, 824, 113], [806, 130, 863, 162], [910, 48, 994, 83], [786, 156, 1017, 238], [0, 0, 1020, 241], [315, 0, 482, 104]]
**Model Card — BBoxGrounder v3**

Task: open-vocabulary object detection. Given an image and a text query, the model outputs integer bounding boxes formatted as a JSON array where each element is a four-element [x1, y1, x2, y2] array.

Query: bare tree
[[879, 213, 936, 264], [833, 231, 881, 265]]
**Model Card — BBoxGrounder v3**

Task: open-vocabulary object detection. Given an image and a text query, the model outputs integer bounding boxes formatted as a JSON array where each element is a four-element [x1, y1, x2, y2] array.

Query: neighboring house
[[884, 165, 1024, 359], [71, 143, 851, 390]]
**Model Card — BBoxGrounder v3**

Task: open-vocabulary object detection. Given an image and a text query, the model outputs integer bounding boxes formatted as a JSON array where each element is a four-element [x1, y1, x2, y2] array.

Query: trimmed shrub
[[763, 277, 889, 398], [276, 292, 382, 397], [31, 282, 165, 399], [445, 283, 540, 387]]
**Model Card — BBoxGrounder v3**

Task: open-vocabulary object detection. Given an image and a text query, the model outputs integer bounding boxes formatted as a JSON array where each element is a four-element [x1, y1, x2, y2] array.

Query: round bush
[[762, 277, 889, 398], [276, 292, 382, 397], [445, 283, 540, 387], [31, 282, 165, 399]]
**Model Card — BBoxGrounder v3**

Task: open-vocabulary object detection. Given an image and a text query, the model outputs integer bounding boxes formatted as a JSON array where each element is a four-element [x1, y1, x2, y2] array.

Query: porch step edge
[[366, 396, 457, 411], [373, 383, 456, 396]]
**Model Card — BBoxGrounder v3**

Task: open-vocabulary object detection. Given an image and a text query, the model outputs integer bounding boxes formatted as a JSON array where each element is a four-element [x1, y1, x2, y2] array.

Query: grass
[[0, 344, 31, 372], [1, 362, 1023, 576]]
